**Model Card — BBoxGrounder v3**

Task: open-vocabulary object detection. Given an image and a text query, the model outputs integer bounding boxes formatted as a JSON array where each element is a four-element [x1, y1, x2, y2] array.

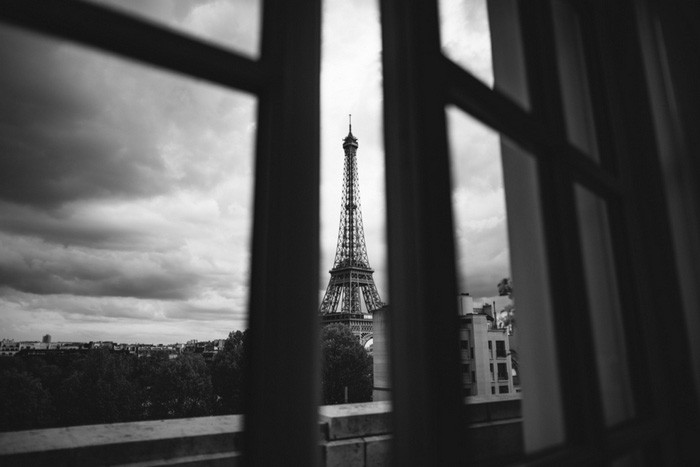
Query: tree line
[[0, 324, 372, 432]]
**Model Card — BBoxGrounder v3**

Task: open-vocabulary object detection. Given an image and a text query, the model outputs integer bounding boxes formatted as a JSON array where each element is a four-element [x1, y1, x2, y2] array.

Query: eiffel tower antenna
[[320, 122, 385, 319]]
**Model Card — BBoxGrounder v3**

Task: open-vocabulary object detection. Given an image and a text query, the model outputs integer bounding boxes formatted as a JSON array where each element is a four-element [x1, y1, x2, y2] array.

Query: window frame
[[379, 0, 699, 465], [0, 0, 698, 466], [0, 0, 322, 465]]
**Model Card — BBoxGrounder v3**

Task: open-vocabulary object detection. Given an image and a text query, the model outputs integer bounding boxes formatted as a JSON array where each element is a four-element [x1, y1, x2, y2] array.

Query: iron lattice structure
[[320, 124, 385, 315]]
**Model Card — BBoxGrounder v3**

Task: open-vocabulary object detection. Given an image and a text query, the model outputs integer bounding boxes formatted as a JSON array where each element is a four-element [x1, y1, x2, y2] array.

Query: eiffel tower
[[320, 118, 385, 344]]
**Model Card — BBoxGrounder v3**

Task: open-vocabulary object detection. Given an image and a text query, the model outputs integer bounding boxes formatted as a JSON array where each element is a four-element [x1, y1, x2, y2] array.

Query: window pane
[[575, 185, 635, 426], [0, 23, 255, 429], [446, 107, 565, 456], [86, 0, 261, 59], [438, 0, 494, 87], [551, 0, 600, 162], [318, 0, 388, 404], [439, 0, 531, 110]]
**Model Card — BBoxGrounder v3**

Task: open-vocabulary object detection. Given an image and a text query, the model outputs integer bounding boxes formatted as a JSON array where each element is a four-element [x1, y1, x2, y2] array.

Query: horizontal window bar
[[443, 55, 621, 197], [0, 0, 266, 94]]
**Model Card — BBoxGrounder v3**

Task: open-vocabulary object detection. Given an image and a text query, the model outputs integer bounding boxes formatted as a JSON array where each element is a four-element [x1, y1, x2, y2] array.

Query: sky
[[0, 0, 509, 345]]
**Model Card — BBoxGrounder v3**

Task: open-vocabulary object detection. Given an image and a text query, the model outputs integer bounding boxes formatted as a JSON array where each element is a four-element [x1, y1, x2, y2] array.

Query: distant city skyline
[[0, 0, 509, 344]]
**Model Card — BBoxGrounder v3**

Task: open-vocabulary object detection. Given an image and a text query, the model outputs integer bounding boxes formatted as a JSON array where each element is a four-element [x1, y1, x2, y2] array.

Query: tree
[[54, 349, 142, 426], [497, 277, 518, 374], [321, 324, 373, 405], [497, 277, 516, 331], [0, 368, 54, 432], [148, 354, 213, 419], [497, 277, 513, 298], [211, 330, 248, 415]]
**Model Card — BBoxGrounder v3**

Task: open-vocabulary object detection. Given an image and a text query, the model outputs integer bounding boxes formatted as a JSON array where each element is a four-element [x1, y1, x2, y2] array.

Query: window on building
[[462, 363, 470, 374], [460, 340, 469, 350], [490, 363, 495, 382], [497, 363, 508, 381], [471, 371, 476, 383], [496, 340, 506, 358], [499, 385, 509, 394], [470, 347, 474, 359]]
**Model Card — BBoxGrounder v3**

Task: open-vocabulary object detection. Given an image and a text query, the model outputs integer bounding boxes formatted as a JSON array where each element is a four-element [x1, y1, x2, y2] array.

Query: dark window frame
[[0, 1, 321, 465], [380, 0, 699, 465], [0, 0, 698, 466]]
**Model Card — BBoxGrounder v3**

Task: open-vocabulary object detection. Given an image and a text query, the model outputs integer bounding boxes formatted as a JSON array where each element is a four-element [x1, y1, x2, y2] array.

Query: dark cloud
[[0, 26, 173, 210], [465, 272, 509, 299], [0, 235, 200, 300], [455, 214, 511, 298], [164, 303, 242, 321], [0, 24, 255, 211], [0, 3, 258, 343], [0, 201, 180, 252]]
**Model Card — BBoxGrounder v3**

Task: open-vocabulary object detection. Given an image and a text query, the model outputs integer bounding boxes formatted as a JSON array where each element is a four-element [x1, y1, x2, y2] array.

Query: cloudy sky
[[0, 0, 509, 345]]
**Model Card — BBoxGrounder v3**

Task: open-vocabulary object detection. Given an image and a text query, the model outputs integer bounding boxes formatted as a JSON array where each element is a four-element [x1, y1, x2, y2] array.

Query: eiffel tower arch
[[320, 119, 385, 344]]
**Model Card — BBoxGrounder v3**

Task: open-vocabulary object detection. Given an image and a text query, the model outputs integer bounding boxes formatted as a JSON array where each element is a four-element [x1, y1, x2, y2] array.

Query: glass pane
[[318, 0, 388, 404], [439, 0, 531, 110], [86, 0, 261, 58], [439, 0, 494, 86], [575, 185, 635, 426], [446, 106, 565, 457], [0, 23, 256, 429], [500, 138, 565, 452], [551, 0, 600, 162]]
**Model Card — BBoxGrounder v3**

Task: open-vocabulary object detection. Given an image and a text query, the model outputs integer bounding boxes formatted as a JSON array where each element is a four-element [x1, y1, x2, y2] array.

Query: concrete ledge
[[322, 438, 365, 467], [463, 394, 522, 423], [319, 401, 391, 440], [0, 416, 243, 467], [462, 418, 524, 465], [364, 434, 391, 467], [1, 398, 522, 467]]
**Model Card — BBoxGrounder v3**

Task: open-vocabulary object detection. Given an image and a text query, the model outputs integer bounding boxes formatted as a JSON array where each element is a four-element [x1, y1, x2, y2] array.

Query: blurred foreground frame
[[0, 0, 699, 466]]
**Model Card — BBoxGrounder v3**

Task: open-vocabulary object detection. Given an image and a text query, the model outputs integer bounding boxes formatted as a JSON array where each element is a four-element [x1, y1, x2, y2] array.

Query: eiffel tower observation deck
[[320, 118, 385, 344]]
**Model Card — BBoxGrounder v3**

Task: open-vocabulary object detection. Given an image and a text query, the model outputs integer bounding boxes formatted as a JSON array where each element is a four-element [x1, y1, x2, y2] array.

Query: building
[[373, 295, 516, 400], [0, 339, 19, 357], [458, 302, 515, 397], [372, 306, 391, 401], [465, 292, 521, 392], [41, 334, 51, 344]]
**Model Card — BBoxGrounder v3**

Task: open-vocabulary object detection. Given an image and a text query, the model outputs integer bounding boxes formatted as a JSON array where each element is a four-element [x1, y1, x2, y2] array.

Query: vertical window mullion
[[519, 0, 609, 452], [244, 0, 322, 465], [380, 0, 464, 465]]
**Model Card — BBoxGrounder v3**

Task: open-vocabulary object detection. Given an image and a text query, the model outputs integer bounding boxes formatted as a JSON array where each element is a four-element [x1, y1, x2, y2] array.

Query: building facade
[[459, 311, 515, 397], [372, 296, 516, 400]]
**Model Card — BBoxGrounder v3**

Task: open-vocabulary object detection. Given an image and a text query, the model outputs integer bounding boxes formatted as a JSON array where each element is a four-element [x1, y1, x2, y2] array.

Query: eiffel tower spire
[[320, 119, 385, 315]]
